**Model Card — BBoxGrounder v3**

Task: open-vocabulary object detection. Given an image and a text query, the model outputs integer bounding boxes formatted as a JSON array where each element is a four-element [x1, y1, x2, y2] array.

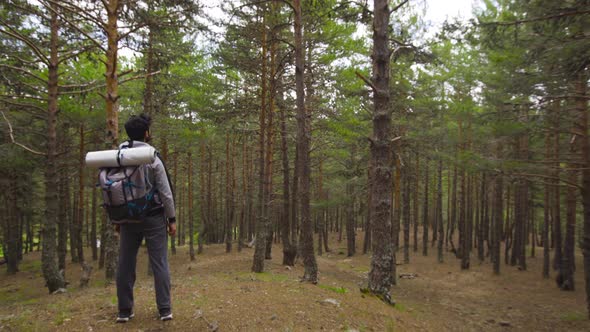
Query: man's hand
[[168, 222, 177, 236]]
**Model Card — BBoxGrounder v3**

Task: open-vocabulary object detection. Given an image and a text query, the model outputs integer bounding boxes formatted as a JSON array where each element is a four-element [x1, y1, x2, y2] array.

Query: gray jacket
[[119, 140, 176, 220]]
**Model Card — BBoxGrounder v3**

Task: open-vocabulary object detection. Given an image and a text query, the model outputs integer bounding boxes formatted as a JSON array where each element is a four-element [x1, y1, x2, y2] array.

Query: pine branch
[[0, 22, 50, 65], [43, 0, 106, 29], [43, 4, 107, 53], [0, 111, 46, 156], [119, 70, 161, 85], [479, 9, 590, 26], [0, 64, 48, 84], [1, 98, 46, 113]]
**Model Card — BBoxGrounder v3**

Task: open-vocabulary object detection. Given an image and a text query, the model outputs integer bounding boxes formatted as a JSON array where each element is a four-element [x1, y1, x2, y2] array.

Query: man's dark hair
[[125, 114, 151, 141]]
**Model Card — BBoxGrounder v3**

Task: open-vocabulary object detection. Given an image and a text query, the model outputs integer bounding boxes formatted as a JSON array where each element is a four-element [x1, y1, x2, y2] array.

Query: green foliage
[[318, 284, 348, 294], [561, 312, 586, 322]]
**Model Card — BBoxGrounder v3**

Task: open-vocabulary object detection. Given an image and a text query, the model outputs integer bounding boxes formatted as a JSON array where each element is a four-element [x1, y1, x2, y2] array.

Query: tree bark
[[366, 0, 394, 303], [294, 0, 317, 282], [198, 144, 206, 254], [346, 183, 356, 257], [423, 157, 429, 256], [478, 173, 486, 261], [414, 151, 420, 253], [76, 124, 85, 263], [252, 8, 269, 272], [572, 71, 590, 319], [493, 144, 504, 275], [279, 88, 296, 265], [437, 158, 444, 263], [103, 0, 122, 281], [42, 4, 66, 292], [225, 134, 233, 253], [189, 151, 195, 261], [57, 146, 68, 271], [91, 173, 98, 261], [402, 156, 411, 264], [552, 101, 563, 271]]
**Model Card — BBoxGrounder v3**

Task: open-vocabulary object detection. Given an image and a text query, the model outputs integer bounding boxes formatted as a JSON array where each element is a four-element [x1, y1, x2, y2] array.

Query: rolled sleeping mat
[[85, 146, 156, 168]]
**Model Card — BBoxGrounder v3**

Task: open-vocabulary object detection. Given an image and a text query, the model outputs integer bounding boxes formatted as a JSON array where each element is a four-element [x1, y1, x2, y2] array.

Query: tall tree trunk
[[449, 164, 458, 253], [492, 144, 503, 275], [422, 158, 429, 256], [366, 0, 394, 303], [393, 152, 401, 251], [225, 134, 233, 253], [571, 71, 590, 318], [91, 174, 98, 261], [279, 91, 295, 265], [207, 149, 214, 243], [403, 157, 410, 264], [437, 158, 444, 263], [57, 150, 68, 271], [4, 178, 19, 274], [252, 10, 269, 272], [478, 173, 486, 261], [317, 160, 324, 256], [543, 123, 551, 278], [76, 124, 85, 263], [559, 164, 576, 290], [346, 183, 356, 257], [99, 212, 106, 269], [42, 5, 66, 292], [553, 101, 563, 271], [102, 0, 122, 281], [238, 140, 247, 253], [294, 0, 317, 282], [414, 151, 420, 253], [198, 144, 206, 254], [364, 165, 372, 254], [459, 122, 469, 269], [171, 153, 178, 253], [70, 183, 78, 263], [189, 151, 195, 261]]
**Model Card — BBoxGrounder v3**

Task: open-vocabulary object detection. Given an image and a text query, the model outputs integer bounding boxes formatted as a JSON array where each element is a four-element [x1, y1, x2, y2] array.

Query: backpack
[[98, 143, 159, 223]]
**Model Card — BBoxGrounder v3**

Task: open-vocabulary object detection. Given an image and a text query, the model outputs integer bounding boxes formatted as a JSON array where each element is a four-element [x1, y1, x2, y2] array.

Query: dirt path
[[0, 237, 588, 331]]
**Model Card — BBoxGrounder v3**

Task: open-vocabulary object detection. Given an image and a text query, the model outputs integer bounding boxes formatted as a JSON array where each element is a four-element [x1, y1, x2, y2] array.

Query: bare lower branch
[[507, 172, 580, 189], [1, 111, 46, 156], [59, 82, 106, 95], [1, 98, 46, 112], [355, 71, 378, 92], [119, 70, 161, 85], [390, 0, 409, 14]]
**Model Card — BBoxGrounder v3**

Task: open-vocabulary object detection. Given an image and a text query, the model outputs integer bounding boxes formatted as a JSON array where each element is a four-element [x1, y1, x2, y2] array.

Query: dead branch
[[1, 111, 46, 156], [119, 70, 161, 85], [390, 0, 409, 14], [355, 71, 378, 92]]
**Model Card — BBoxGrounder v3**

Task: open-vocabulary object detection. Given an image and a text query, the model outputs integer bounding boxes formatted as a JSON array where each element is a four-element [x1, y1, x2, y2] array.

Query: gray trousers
[[116, 213, 171, 312]]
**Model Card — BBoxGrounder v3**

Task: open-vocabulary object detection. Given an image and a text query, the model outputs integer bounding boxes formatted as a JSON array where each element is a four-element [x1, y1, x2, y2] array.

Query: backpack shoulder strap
[[156, 151, 175, 201]]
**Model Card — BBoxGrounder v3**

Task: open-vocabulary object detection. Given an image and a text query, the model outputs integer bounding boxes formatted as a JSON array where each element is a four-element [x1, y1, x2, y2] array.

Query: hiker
[[113, 114, 176, 323]]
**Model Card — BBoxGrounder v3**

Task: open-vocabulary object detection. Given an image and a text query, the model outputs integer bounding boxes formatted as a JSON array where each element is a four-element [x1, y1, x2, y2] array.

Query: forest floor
[[0, 233, 589, 332]]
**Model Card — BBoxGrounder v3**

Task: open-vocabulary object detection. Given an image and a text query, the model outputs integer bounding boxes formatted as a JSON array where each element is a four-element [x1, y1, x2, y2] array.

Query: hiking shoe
[[116, 310, 135, 323], [159, 309, 173, 321]]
